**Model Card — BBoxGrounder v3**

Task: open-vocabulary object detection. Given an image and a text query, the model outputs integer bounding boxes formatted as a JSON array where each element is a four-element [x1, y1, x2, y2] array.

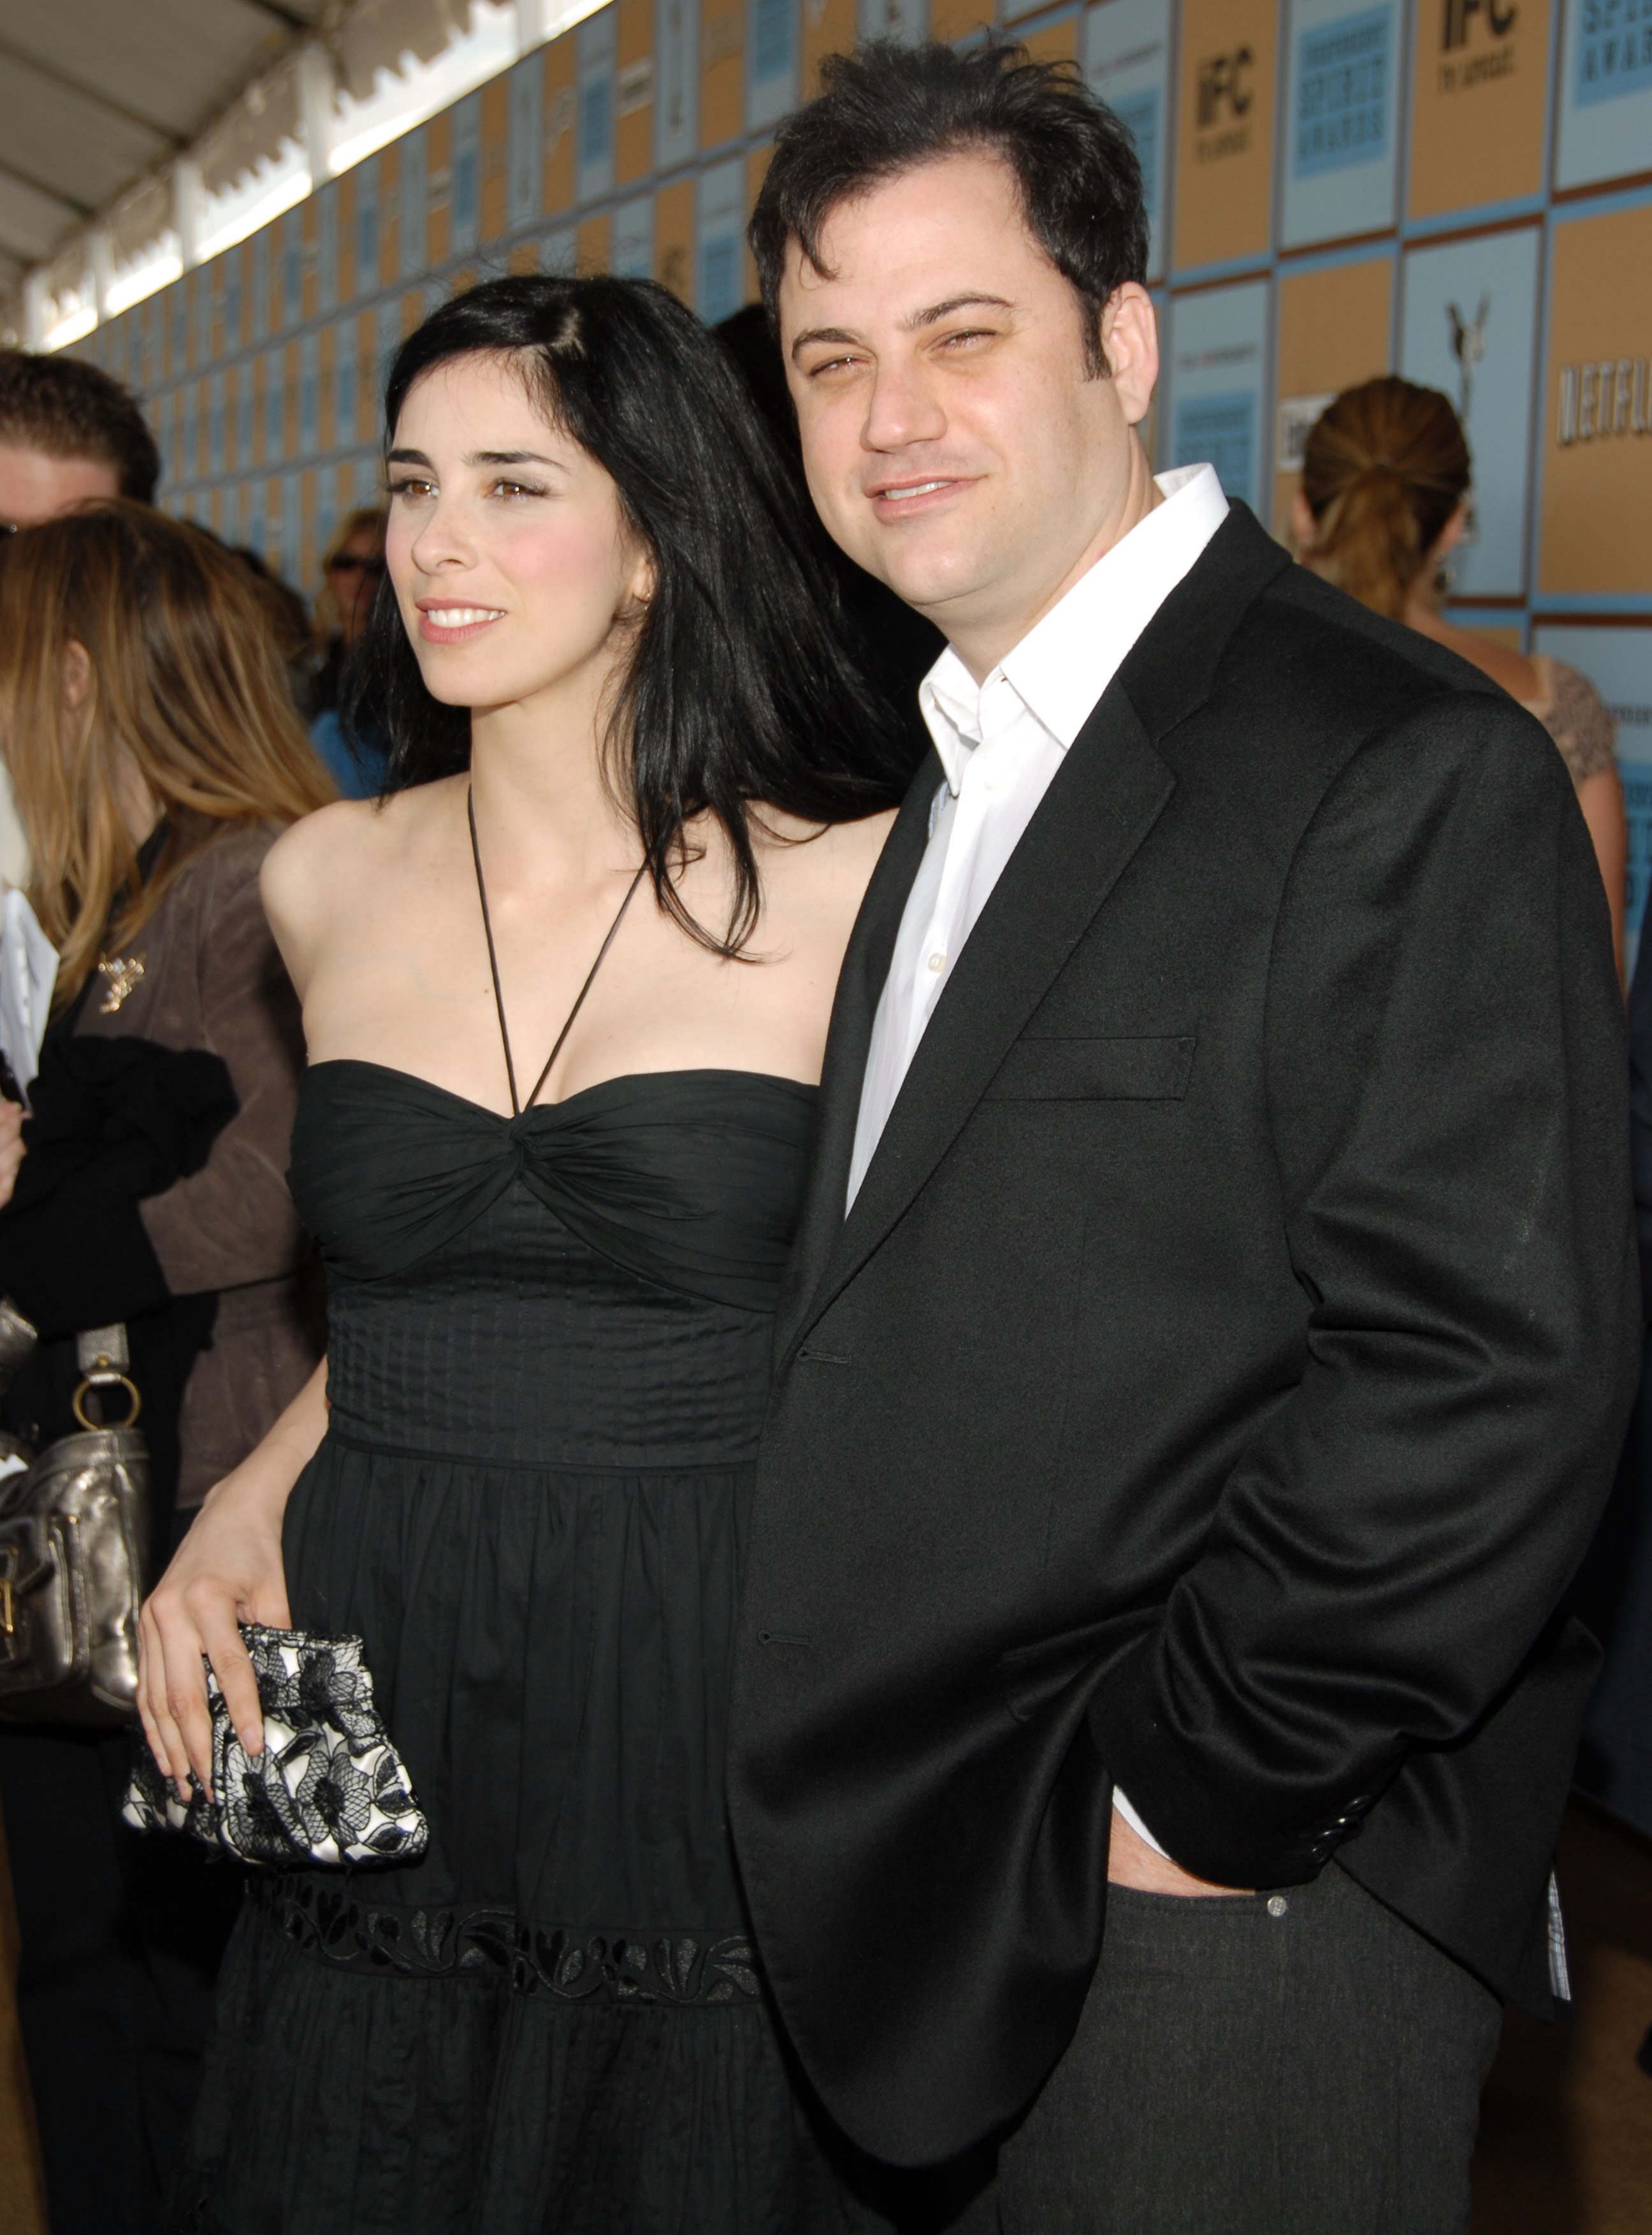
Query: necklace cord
[[467, 785, 648, 1117]]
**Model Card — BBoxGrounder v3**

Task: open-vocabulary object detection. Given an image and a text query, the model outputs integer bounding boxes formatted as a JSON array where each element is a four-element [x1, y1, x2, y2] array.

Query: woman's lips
[[417, 605, 505, 644]]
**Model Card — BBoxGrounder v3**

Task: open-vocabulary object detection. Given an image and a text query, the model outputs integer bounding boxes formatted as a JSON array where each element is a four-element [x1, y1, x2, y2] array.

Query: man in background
[[0, 351, 161, 888]]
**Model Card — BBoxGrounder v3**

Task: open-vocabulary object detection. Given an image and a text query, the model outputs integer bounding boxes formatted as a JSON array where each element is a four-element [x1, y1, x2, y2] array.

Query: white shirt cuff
[[1111, 1783, 1171, 1859]]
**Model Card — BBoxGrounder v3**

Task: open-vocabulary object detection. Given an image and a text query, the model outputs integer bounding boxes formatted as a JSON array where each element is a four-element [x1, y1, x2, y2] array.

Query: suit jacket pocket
[[984, 1035, 1196, 1103]]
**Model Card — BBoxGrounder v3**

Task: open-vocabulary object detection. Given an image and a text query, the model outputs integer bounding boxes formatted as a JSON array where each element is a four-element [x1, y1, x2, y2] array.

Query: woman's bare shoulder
[[263, 782, 459, 923]]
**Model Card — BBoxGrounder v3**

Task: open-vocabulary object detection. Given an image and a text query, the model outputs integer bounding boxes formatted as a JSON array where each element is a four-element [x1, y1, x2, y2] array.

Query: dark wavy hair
[[349, 273, 910, 954], [750, 40, 1147, 379]]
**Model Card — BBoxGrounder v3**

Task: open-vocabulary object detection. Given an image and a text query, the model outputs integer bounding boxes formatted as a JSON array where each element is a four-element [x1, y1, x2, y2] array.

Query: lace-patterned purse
[[122, 1624, 429, 1868]]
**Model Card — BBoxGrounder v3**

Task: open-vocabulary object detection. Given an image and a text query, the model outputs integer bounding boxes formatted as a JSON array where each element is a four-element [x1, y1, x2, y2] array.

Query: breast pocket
[[983, 1035, 1197, 1102]]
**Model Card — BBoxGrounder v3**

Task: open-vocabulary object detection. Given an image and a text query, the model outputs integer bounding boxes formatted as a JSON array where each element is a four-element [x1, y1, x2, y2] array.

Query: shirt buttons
[[983, 773, 1003, 794], [1266, 1895, 1289, 1919], [927, 952, 946, 973]]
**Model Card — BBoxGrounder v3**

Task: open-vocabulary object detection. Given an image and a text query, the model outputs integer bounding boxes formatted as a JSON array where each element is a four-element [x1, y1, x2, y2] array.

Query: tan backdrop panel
[[616, 0, 655, 184], [578, 210, 614, 272], [1407, 0, 1550, 219], [1174, 0, 1277, 272], [929, 0, 997, 43], [802, 0, 855, 94], [1021, 17, 1079, 61], [1539, 203, 1652, 597], [701, 0, 746, 148], [1271, 256, 1393, 534]]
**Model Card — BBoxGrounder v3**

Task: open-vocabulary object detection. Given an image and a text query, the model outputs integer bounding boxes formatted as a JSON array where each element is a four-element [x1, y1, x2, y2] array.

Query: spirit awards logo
[[1448, 295, 1490, 418], [1446, 297, 1489, 551], [1556, 356, 1652, 443], [1437, 0, 1520, 92], [1194, 48, 1254, 161]]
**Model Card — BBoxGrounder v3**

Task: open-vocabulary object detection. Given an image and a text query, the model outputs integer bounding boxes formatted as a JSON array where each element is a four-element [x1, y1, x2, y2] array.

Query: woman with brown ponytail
[[1293, 374, 1627, 978]]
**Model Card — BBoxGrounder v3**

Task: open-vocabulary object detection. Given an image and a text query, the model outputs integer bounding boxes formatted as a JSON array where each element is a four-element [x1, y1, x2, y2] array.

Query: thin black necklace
[[466, 785, 647, 1117]]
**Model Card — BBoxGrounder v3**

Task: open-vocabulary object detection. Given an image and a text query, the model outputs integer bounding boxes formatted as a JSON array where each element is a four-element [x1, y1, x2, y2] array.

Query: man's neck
[[943, 441, 1164, 685]]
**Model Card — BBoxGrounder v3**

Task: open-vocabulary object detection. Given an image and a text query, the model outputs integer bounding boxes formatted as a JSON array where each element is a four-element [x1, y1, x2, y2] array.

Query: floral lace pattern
[[254, 1875, 765, 2005], [122, 1624, 428, 1868]]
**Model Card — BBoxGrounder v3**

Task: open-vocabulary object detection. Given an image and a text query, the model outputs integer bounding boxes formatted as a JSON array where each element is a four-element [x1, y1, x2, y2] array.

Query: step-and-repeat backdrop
[[75, 0, 1652, 935]]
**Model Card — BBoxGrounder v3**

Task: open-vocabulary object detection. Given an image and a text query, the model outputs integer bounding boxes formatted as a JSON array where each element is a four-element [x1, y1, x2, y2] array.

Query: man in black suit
[[730, 41, 1639, 2232]]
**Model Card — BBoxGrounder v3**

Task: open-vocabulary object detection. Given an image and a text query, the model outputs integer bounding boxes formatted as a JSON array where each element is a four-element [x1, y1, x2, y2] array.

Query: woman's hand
[[138, 1362, 328, 1798], [0, 1099, 25, 1208]]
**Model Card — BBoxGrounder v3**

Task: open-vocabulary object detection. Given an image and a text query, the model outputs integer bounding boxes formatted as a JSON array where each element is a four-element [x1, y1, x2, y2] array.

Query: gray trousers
[[992, 1862, 1502, 2235]]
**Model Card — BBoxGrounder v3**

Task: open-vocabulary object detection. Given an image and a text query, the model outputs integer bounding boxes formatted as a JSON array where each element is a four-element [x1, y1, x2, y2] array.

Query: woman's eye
[[491, 479, 545, 500], [386, 477, 433, 499]]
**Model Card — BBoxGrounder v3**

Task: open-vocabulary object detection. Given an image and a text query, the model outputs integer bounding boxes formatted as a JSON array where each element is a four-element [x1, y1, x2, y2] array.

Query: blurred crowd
[[0, 328, 1644, 2235]]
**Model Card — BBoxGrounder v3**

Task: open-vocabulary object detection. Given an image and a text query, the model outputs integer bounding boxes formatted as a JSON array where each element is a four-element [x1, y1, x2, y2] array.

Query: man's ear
[[1290, 491, 1317, 554], [1099, 285, 1158, 428]]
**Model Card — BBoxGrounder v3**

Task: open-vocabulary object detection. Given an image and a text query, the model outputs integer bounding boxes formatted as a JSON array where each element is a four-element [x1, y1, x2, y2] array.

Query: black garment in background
[[715, 305, 941, 778], [0, 928, 243, 2233], [0, 1524, 242, 2235], [1572, 930, 1652, 1833], [995, 1863, 1501, 2234], [301, 632, 347, 722]]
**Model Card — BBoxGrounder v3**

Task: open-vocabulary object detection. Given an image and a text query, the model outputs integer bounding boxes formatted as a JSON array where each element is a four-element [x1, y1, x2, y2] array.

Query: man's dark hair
[[353, 273, 909, 956], [0, 349, 160, 504], [750, 40, 1148, 378]]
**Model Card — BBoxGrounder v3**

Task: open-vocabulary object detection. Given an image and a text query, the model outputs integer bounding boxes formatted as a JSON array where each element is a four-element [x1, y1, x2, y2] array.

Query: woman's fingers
[[151, 1589, 222, 1796], [138, 1598, 196, 1798], [193, 1598, 265, 1758]]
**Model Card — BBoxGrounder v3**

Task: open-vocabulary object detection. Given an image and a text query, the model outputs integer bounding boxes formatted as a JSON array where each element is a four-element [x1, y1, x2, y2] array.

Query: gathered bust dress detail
[[176, 1059, 880, 2235]]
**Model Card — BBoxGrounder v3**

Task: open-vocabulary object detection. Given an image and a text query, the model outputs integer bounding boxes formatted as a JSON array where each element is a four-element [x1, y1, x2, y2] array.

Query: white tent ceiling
[[0, 0, 330, 305]]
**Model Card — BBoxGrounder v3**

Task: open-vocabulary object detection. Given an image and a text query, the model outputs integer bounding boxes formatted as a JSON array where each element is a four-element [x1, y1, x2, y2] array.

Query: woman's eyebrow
[[384, 449, 565, 467]]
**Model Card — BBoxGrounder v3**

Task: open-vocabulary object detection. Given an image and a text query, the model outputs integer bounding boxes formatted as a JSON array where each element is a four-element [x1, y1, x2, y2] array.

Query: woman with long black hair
[[138, 275, 911, 2231]]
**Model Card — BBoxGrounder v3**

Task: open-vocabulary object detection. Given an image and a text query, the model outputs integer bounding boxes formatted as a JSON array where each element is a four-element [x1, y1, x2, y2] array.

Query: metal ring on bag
[[71, 1374, 141, 1431]]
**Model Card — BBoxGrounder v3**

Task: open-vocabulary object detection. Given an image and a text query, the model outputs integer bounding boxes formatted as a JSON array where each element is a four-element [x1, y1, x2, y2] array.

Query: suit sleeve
[[1086, 692, 1640, 1888], [137, 844, 309, 1298]]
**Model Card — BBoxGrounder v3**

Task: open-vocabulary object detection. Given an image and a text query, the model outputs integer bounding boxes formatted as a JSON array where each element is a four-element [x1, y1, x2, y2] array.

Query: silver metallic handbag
[[0, 1304, 152, 1728]]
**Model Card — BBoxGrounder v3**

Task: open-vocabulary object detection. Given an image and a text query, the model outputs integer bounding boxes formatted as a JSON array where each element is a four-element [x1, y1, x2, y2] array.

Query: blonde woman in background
[[306, 502, 389, 798], [1293, 374, 1627, 979], [0, 500, 333, 2235]]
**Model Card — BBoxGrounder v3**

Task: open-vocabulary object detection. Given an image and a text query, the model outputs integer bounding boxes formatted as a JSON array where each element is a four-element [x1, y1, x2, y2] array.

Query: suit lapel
[[775, 753, 939, 1360], [785, 694, 1175, 1353]]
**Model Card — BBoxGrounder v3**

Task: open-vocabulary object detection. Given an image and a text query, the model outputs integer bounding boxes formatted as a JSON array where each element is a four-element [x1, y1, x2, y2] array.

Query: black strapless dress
[[175, 1061, 881, 2235]]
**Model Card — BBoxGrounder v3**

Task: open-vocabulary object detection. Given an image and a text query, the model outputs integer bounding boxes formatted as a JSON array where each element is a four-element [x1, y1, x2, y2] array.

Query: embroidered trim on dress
[[251, 1875, 764, 2005]]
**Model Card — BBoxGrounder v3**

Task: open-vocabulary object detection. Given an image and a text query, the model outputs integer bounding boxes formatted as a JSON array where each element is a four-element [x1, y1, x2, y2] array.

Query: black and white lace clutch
[[122, 1624, 428, 1868]]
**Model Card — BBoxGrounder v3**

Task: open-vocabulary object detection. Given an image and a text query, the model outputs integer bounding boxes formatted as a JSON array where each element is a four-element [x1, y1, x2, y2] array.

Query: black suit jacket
[[727, 507, 1639, 2167]]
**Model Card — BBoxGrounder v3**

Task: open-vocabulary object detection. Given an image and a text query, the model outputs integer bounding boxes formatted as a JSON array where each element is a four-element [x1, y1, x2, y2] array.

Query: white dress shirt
[[845, 460, 1230, 1860]]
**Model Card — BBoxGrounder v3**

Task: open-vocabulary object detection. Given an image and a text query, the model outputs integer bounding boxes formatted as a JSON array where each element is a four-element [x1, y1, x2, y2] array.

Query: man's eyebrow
[[789, 296, 1015, 364], [789, 326, 860, 364], [902, 293, 1015, 331]]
